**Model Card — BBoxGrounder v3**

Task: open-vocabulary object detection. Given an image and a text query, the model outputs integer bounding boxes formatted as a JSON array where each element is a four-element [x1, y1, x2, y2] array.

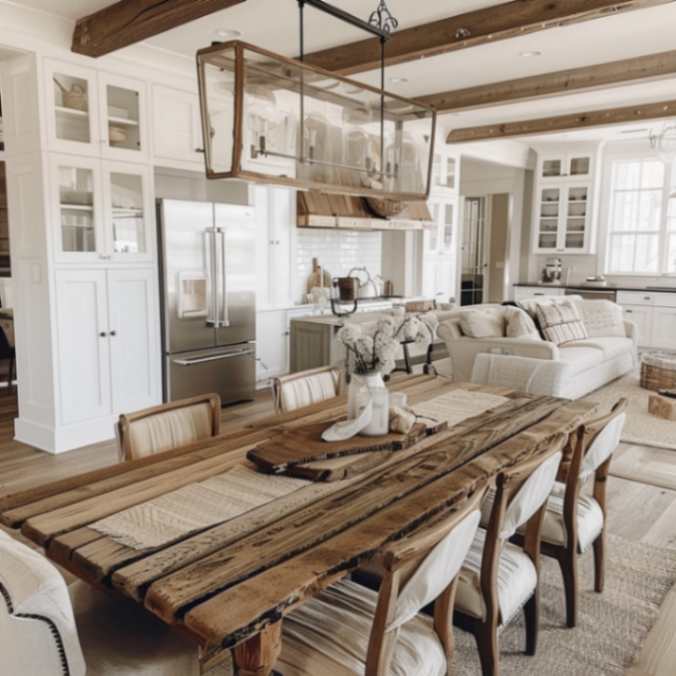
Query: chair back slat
[[118, 393, 221, 461]]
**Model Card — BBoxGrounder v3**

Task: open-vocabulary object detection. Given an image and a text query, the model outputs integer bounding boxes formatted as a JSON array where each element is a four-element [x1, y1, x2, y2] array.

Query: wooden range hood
[[297, 191, 433, 232]]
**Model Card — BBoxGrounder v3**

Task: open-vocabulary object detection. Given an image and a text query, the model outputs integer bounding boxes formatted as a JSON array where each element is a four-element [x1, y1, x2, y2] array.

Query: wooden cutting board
[[247, 420, 446, 480]]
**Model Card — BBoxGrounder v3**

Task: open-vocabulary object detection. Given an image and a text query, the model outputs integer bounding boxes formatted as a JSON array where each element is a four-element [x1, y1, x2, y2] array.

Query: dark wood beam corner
[[71, 0, 247, 58], [302, 0, 676, 75], [446, 99, 676, 143]]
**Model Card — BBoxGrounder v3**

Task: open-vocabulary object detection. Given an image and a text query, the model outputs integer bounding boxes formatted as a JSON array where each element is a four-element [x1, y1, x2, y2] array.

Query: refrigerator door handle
[[205, 229, 218, 327], [174, 350, 254, 366], [218, 228, 230, 328]]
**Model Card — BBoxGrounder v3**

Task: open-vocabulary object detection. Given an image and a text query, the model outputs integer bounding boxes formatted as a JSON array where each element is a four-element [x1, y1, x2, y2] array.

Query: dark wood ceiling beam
[[302, 0, 675, 75], [446, 100, 676, 143], [72, 0, 246, 57], [419, 50, 676, 112]]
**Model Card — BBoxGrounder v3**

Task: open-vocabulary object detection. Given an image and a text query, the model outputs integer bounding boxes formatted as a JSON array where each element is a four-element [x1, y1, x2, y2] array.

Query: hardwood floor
[[1, 387, 675, 675]]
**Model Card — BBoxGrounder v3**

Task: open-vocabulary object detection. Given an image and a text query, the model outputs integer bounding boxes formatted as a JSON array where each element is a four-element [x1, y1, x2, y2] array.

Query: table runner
[[91, 389, 509, 551], [91, 465, 310, 550]]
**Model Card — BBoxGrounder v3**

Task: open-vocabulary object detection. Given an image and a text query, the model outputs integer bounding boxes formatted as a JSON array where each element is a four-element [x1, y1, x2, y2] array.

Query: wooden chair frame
[[117, 393, 221, 462], [271, 366, 343, 415], [364, 484, 489, 676], [454, 436, 567, 676], [525, 397, 628, 628]]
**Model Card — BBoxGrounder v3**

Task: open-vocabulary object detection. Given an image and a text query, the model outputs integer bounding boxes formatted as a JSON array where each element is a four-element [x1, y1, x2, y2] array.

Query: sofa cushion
[[570, 337, 633, 360], [558, 345, 605, 375], [458, 308, 505, 338], [535, 299, 588, 346], [573, 299, 626, 338], [505, 307, 541, 340]]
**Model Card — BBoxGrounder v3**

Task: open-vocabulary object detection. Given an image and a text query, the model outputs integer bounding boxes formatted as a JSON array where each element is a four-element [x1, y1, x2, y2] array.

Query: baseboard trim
[[14, 416, 117, 455]]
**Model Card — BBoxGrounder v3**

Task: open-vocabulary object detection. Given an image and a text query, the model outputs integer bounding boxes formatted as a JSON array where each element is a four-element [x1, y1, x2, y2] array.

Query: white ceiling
[[10, 0, 676, 144]]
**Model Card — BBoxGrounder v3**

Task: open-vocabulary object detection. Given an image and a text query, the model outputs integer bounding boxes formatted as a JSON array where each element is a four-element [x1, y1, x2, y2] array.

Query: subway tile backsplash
[[295, 229, 382, 303]]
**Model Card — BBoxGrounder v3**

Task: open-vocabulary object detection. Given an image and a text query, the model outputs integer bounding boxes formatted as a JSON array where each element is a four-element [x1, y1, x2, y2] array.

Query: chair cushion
[[458, 308, 506, 338], [540, 482, 604, 553], [569, 337, 633, 361], [557, 345, 606, 375], [127, 402, 213, 459], [455, 529, 537, 625], [280, 371, 339, 413], [69, 582, 231, 676], [278, 579, 447, 676], [535, 299, 588, 346]]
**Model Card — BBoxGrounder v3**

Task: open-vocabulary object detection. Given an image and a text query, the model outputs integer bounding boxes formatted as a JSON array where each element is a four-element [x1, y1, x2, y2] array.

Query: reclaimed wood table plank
[[0, 377, 600, 676]]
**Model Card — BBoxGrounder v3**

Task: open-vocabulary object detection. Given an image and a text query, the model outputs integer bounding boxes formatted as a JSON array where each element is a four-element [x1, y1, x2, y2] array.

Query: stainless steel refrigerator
[[157, 199, 256, 405]]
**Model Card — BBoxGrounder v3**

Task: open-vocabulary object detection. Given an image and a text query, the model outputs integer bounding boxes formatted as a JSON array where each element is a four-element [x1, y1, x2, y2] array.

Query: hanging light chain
[[369, 0, 399, 34]]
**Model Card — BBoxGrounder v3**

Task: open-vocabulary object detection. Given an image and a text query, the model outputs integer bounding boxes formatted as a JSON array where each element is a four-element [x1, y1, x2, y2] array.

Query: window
[[606, 159, 664, 274]]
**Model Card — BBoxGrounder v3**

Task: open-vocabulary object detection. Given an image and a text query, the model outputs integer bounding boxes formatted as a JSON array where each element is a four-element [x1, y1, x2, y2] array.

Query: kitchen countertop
[[514, 282, 676, 293]]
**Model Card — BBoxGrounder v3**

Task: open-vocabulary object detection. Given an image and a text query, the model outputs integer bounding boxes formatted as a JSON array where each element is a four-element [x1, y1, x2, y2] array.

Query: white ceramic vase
[[347, 371, 390, 437]]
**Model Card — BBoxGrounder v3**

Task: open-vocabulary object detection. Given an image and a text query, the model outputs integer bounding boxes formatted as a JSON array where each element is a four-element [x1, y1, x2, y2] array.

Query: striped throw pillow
[[535, 299, 588, 346]]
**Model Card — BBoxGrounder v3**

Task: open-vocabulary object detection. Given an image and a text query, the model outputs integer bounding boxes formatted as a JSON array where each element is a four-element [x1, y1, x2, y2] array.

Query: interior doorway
[[459, 157, 526, 306]]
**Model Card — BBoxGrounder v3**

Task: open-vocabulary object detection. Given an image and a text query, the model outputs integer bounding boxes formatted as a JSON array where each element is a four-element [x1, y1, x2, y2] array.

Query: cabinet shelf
[[55, 106, 88, 118], [108, 116, 139, 127], [61, 204, 94, 211]]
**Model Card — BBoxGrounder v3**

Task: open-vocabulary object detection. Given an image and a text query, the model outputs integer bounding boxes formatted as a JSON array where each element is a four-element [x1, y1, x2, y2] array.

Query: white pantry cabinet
[[256, 309, 289, 382], [45, 59, 150, 161], [55, 267, 160, 425], [50, 155, 155, 264], [152, 85, 205, 168]]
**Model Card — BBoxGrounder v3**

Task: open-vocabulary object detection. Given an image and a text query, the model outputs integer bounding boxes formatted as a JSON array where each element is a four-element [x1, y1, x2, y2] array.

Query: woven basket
[[640, 353, 676, 391]]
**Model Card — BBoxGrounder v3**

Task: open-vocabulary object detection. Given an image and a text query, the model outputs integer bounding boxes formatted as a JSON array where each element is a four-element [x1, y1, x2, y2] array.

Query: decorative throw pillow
[[505, 307, 542, 340], [572, 299, 625, 338], [535, 299, 588, 346], [458, 309, 505, 339]]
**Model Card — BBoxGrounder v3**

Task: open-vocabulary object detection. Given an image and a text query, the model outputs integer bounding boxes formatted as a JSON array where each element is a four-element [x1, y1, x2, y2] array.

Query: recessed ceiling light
[[389, 76, 409, 84], [213, 29, 241, 40], [519, 50, 542, 57]]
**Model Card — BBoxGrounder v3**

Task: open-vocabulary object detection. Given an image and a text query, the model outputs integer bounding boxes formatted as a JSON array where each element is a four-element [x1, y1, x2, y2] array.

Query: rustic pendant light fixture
[[196, 0, 436, 201]]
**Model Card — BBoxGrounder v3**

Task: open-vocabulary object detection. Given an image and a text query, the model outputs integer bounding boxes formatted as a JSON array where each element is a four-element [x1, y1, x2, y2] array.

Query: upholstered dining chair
[[0, 529, 230, 676], [272, 366, 342, 414], [454, 437, 566, 676], [117, 393, 221, 462], [275, 483, 489, 676], [517, 397, 628, 628]]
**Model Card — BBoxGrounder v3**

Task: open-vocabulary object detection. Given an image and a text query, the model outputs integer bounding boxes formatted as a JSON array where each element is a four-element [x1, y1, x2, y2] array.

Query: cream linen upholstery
[[472, 353, 566, 397], [456, 451, 562, 622], [0, 530, 86, 676], [456, 529, 537, 623], [118, 394, 220, 461], [273, 366, 342, 414], [0, 531, 229, 676], [278, 507, 482, 676], [438, 298, 636, 397], [540, 482, 604, 552]]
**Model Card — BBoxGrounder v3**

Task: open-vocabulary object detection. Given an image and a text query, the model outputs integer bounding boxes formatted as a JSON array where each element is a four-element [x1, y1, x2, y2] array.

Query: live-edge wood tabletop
[[0, 376, 598, 675]]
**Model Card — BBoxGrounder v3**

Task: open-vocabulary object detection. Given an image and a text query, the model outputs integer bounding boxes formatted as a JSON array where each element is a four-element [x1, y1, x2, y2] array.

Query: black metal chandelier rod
[[296, 0, 398, 178]]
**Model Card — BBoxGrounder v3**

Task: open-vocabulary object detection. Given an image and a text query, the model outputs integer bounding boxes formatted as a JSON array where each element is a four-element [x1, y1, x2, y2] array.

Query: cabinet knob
[[110, 330, 117, 337], [195, 148, 205, 154], [99, 331, 107, 338]]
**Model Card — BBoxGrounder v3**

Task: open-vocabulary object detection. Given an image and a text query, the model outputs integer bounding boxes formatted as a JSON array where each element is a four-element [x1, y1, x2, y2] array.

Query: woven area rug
[[453, 535, 676, 675], [583, 373, 676, 451]]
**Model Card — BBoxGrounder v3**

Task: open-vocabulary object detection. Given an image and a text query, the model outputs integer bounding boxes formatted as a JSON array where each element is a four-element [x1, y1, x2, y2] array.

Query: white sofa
[[437, 298, 638, 399]]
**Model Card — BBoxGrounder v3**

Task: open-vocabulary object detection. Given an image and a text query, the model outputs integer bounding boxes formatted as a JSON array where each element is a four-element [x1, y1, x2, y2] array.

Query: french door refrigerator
[[157, 199, 256, 405]]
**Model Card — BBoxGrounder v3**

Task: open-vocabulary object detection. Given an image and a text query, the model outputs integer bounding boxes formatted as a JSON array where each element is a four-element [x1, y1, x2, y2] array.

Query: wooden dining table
[[0, 375, 598, 675]]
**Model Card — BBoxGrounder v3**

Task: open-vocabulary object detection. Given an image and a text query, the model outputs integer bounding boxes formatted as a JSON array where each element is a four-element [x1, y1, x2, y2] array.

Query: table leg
[[233, 621, 282, 676]]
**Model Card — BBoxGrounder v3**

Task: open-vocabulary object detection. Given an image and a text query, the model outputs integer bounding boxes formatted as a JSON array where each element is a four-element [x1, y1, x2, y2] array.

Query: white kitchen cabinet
[[107, 268, 161, 413], [98, 72, 149, 162], [50, 155, 154, 264], [55, 267, 160, 426], [55, 269, 112, 424], [539, 152, 594, 181], [651, 307, 676, 350], [102, 161, 154, 263], [622, 305, 653, 347], [152, 85, 205, 168], [256, 309, 289, 382], [423, 198, 456, 300], [46, 59, 100, 156], [513, 286, 566, 302]]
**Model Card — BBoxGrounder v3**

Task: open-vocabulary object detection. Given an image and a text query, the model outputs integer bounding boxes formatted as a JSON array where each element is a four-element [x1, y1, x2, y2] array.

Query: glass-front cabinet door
[[46, 60, 99, 156], [51, 156, 103, 262], [102, 162, 153, 262], [99, 73, 148, 161], [536, 187, 561, 251], [563, 184, 590, 251]]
